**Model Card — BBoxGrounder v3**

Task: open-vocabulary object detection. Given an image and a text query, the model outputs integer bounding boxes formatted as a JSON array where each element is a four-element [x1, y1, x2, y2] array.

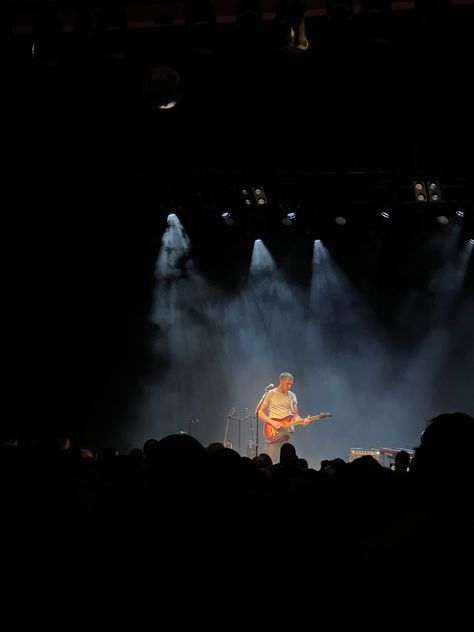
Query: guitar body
[[263, 412, 333, 443], [264, 415, 294, 442]]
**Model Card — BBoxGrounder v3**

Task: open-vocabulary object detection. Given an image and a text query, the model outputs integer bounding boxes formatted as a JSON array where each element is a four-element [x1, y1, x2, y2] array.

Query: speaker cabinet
[[349, 448, 381, 463]]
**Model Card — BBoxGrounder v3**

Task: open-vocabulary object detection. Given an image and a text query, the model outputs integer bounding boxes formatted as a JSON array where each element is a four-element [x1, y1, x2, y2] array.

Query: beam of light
[[463, 236, 473, 254], [426, 225, 472, 328], [154, 213, 191, 280], [394, 225, 474, 425], [142, 214, 233, 443], [310, 240, 373, 339], [427, 226, 469, 324], [304, 239, 418, 463], [249, 238, 274, 274], [225, 239, 306, 377], [247, 239, 305, 333], [309, 239, 375, 359]]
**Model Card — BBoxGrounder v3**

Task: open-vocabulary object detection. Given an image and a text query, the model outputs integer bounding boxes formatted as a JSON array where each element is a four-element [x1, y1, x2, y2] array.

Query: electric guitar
[[264, 412, 333, 443]]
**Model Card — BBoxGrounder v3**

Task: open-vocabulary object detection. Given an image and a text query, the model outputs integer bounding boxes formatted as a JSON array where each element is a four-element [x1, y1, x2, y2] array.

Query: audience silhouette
[[4, 411, 473, 628]]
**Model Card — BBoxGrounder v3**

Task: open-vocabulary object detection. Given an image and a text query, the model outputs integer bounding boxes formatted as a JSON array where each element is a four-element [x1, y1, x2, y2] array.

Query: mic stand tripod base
[[246, 439, 257, 458]]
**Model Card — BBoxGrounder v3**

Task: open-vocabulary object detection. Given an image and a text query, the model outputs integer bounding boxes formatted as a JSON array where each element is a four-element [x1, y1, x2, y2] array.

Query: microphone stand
[[223, 408, 235, 448], [188, 418, 199, 437], [254, 388, 269, 457], [246, 408, 255, 458], [238, 415, 241, 455]]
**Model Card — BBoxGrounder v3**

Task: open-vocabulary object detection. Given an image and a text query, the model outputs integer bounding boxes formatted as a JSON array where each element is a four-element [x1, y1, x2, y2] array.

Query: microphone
[[265, 383, 275, 390]]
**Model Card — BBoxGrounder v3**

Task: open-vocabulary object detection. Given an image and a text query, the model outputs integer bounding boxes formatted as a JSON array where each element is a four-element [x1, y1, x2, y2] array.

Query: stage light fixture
[[253, 186, 268, 205], [274, 0, 309, 52], [240, 188, 253, 206], [413, 181, 428, 202], [141, 67, 183, 110], [221, 211, 235, 226], [427, 180, 442, 202], [451, 209, 465, 226], [436, 215, 450, 225], [281, 212, 297, 226], [31, 13, 64, 66], [334, 216, 347, 226], [380, 211, 390, 219], [413, 180, 443, 203]]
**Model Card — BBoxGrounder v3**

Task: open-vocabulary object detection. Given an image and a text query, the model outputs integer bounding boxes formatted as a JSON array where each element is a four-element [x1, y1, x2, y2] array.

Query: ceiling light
[[413, 180, 428, 202], [141, 67, 183, 110], [427, 180, 442, 202], [31, 13, 64, 65], [253, 186, 268, 205], [274, 2, 309, 52], [413, 180, 443, 203], [240, 187, 253, 206], [281, 212, 296, 226], [221, 211, 235, 226]]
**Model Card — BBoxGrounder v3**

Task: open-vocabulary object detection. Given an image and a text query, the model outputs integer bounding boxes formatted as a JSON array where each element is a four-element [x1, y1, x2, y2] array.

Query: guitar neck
[[291, 413, 331, 427], [294, 415, 319, 425], [291, 418, 305, 427]]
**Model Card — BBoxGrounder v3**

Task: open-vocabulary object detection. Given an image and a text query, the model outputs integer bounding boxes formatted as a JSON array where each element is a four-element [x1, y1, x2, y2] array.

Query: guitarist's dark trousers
[[264, 430, 294, 465]]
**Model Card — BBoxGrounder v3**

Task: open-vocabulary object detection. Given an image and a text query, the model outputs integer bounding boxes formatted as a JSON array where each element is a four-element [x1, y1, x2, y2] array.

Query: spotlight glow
[[221, 211, 235, 226], [282, 212, 296, 226]]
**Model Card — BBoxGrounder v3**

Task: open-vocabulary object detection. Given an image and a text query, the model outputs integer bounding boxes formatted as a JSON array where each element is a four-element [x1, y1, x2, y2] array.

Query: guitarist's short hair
[[279, 372, 294, 382]]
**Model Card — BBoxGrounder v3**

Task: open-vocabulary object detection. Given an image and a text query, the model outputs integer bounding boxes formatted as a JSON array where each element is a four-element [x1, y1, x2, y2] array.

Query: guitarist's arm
[[257, 408, 282, 430], [292, 405, 311, 425]]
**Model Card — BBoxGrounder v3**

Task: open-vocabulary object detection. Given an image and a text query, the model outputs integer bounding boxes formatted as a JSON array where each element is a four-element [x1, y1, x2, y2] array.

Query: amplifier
[[349, 448, 381, 463]]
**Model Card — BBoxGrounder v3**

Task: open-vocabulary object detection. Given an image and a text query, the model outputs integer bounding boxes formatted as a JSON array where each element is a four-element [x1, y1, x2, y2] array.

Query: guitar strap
[[289, 391, 297, 416]]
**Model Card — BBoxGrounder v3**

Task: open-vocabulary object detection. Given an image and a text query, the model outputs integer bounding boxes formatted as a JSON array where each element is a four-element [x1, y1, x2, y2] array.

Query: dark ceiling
[[5, 1, 474, 230]]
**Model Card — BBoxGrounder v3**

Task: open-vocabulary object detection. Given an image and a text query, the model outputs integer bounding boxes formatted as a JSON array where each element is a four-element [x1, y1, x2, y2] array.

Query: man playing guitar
[[256, 372, 310, 465]]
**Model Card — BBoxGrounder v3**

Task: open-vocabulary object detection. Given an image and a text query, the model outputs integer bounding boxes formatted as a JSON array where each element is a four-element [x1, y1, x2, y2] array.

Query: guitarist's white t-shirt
[[262, 388, 297, 425]]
